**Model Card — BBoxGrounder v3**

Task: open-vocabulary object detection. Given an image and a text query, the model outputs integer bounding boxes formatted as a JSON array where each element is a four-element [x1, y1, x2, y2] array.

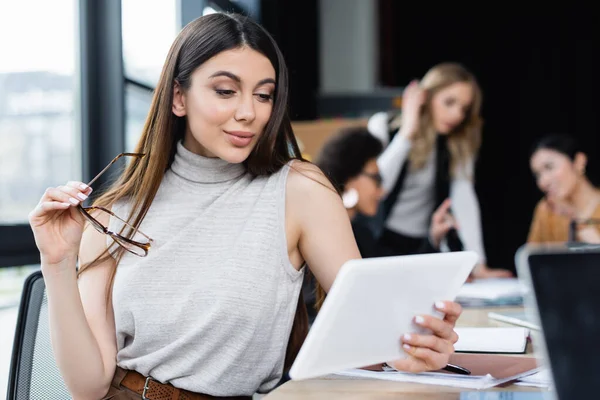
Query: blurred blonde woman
[[365, 62, 512, 278]]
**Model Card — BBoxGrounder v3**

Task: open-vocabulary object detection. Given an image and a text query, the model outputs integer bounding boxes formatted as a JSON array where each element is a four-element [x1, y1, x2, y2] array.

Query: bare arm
[[286, 162, 361, 290], [286, 162, 461, 373], [29, 182, 117, 400]]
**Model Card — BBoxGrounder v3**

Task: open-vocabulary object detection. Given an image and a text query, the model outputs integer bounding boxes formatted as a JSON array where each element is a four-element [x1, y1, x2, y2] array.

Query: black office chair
[[7, 270, 71, 399]]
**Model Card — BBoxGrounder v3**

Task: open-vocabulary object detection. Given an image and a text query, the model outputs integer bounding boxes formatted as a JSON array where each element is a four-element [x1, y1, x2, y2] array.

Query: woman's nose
[[234, 95, 256, 122]]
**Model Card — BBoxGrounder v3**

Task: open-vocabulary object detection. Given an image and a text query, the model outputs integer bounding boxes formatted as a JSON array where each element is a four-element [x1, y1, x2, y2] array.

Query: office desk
[[265, 306, 546, 400]]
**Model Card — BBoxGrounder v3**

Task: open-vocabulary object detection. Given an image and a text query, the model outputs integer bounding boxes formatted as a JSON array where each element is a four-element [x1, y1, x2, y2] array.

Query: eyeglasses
[[77, 153, 153, 257], [361, 171, 383, 187]]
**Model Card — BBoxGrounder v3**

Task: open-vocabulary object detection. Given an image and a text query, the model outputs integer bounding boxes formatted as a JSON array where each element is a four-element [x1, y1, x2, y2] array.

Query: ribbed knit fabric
[[108, 141, 304, 396]]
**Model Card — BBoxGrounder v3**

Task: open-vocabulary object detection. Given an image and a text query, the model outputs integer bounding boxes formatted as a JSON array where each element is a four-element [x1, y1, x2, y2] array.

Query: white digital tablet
[[289, 251, 478, 380]]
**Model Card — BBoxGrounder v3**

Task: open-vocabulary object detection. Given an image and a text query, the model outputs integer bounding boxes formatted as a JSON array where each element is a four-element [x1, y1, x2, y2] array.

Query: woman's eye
[[256, 93, 273, 102], [444, 98, 456, 106], [215, 89, 235, 97]]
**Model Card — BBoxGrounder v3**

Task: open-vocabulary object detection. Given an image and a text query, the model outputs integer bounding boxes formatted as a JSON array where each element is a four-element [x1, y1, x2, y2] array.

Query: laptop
[[516, 243, 600, 400], [289, 251, 478, 380]]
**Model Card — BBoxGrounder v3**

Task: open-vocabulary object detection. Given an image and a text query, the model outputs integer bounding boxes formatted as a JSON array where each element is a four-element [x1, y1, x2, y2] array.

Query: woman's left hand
[[389, 301, 462, 373], [577, 226, 600, 244]]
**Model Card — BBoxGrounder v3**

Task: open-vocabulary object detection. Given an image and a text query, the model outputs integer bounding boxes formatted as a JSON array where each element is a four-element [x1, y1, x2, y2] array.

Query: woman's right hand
[[399, 80, 425, 140], [28, 182, 93, 266]]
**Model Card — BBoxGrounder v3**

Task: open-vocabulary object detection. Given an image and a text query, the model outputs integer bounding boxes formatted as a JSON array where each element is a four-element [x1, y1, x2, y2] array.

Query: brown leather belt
[[120, 369, 252, 400]]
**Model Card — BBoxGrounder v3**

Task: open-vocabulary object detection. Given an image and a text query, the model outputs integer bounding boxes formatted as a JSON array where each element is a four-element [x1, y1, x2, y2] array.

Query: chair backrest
[[7, 270, 72, 400]]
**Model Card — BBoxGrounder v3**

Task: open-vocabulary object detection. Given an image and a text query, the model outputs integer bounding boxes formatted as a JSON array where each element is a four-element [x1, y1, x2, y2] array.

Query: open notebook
[[454, 327, 530, 354]]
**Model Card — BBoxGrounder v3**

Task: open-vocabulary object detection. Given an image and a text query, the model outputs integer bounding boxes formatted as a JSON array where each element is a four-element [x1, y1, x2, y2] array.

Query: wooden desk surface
[[265, 306, 545, 400]]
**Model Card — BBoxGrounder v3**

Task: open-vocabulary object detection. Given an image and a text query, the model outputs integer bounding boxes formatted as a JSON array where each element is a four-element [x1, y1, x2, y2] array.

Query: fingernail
[[403, 344, 411, 351], [79, 184, 88, 190], [69, 197, 79, 205], [403, 334, 412, 341], [77, 193, 88, 201], [415, 316, 425, 324], [435, 301, 445, 310]]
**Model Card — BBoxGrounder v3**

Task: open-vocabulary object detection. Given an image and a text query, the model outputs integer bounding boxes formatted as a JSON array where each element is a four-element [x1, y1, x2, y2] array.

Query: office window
[[0, 0, 78, 224], [122, 0, 177, 150], [203, 3, 221, 15], [122, 0, 178, 88], [0, 0, 77, 391], [121, 1, 257, 151], [125, 83, 153, 152]]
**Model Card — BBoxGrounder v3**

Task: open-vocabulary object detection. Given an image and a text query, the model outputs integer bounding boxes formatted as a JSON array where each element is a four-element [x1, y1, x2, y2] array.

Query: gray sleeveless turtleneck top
[[108, 141, 305, 396]]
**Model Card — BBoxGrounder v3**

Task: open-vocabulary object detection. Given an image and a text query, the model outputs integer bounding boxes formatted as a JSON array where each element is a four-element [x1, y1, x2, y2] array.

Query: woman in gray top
[[28, 13, 462, 400]]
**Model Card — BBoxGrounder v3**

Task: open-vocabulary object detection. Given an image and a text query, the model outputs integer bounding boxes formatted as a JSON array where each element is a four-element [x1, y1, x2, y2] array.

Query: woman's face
[[172, 47, 276, 163], [430, 82, 473, 134], [346, 159, 384, 216], [530, 148, 586, 201]]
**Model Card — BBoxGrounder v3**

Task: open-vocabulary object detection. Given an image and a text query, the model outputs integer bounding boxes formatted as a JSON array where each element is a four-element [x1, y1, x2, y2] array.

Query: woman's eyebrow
[[208, 71, 276, 87], [209, 71, 241, 82], [256, 78, 276, 86]]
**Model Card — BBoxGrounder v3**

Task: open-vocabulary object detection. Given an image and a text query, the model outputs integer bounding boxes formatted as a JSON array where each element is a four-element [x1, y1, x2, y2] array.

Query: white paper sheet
[[332, 366, 541, 390], [454, 327, 529, 353]]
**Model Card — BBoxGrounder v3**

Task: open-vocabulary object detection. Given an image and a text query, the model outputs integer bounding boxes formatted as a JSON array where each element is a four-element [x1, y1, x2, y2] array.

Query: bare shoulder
[[284, 160, 360, 289], [285, 160, 343, 229], [286, 160, 338, 198]]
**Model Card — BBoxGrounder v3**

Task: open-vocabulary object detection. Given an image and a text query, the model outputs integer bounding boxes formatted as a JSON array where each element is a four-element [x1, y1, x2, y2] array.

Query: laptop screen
[[528, 250, 600, 398]]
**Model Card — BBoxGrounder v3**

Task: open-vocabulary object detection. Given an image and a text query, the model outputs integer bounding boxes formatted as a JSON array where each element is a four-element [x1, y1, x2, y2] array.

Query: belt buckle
[[141, 376, 156, 400]]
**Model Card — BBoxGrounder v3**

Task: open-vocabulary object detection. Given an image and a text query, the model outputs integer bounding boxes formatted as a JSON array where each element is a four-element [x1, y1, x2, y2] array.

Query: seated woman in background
[[316, 126, 456, 258], [528, 134, 600, 244]]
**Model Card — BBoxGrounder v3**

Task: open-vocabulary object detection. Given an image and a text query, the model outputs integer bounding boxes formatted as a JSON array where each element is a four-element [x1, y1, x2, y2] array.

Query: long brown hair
[[79, 13, 308, 370], [392, 63, 483, 177]]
